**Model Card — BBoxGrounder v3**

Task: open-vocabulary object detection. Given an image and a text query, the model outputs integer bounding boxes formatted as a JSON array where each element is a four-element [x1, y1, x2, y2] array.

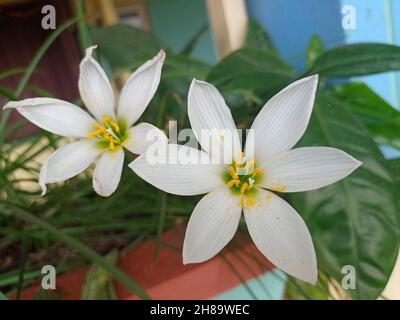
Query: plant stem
[[75, 0, 91, 54]]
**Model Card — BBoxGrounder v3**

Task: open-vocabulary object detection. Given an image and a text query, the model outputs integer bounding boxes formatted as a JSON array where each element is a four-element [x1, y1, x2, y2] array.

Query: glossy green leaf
[[289, 93, 399, 299], [94, 24, 160, 68], [332, 82, 400, 150], [307, 43, 400, 77], [207, 48, 294, 95]]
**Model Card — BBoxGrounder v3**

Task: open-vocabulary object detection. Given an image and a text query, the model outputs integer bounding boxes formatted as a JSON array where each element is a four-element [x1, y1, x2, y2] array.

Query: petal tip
[[3, 101, 16, 110], [84, 45, 98, 58], [157, 49, 166, 62]]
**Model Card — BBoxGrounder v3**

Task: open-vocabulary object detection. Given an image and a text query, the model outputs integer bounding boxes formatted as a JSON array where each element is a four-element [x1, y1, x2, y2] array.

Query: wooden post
[[205, 0, 248, 59]]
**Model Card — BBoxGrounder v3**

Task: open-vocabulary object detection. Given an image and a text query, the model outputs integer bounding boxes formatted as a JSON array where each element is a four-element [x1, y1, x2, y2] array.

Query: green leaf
[[289, 93, 399, 299], [245, 19, 274, 51], [389, 158, 400, 188], [207, 48, 294, 95], [94, 24, 160, 68], [163, 52, 212, 80], [331, 82, 400, 150], [81, 250, 119, 300], [306, 34, 324, 68], [307, 43, 400, 77]]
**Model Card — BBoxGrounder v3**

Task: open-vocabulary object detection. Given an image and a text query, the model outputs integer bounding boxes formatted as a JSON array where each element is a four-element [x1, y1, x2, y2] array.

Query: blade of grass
[[4, 203, 150, 299], [0, 85, 18, 100], [0, 68, 26, 81], [220, 254, 258, 300], [0, 17, 80, 143], [15, 236, 29, 300], [75, 0, 91, 54], [152, 192, 167, 262]]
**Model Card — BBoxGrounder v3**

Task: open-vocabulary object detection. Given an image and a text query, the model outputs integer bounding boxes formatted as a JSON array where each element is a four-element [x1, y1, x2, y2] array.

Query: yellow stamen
[[228, 166, 239, 179], [227, 179, 240, 187], [85, 130, 102, 140], [240, 182, 249, 195], [86, 117, 123, 151]]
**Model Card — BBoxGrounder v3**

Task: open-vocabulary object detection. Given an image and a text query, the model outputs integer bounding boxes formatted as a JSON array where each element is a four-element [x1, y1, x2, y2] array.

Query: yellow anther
[[227, 179, 240, 188], [240, 182, 249, 195], [86, 117, 124, 151], [228, 166, 239, 179], [85, 130, 101, 140], [93, 124, 107, 135], [109, 139, 115, 151]]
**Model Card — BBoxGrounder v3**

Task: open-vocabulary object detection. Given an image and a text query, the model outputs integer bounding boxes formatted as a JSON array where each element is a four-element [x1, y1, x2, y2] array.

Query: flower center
[[86, 117, 126, 151], [224, 153, 263, 208]]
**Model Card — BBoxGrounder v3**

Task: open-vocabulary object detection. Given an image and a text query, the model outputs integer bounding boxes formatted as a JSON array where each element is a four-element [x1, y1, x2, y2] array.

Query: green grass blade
[[5, 204, 150, 300]]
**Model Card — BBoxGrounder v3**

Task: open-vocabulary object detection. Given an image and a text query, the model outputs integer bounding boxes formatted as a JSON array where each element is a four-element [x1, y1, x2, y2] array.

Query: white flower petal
[[4, 98, 95, 138], [124, 122, 167, 155], [128, 144, 223, 196], [183, 188, 242, 264], [79, 45, 116, 121], [118, 50, 166, 128], [244, 188, 317, 284], [93, 149, 124, 197], [245, 75, 319, 163], [39, 140, 100, 195], [188, 79, 241, 164], [260, 147, 362, 192]]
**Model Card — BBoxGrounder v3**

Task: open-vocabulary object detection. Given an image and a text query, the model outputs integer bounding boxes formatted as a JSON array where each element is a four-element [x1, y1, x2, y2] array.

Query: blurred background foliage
[[0, 4, 400, 300]]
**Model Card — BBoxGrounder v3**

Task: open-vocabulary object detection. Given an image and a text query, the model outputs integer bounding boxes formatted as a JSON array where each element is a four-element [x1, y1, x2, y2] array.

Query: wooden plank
[[205, 0, 248, 59]]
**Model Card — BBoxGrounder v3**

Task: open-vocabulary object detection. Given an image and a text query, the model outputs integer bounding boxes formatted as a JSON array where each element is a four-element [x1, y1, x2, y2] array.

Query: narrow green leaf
[[81, 250, 119, 300], [4, 204, 150, 299], [75, 0, 91, 54]]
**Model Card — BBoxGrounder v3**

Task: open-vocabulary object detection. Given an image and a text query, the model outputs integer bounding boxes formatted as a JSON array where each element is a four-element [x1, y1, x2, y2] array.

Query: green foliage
[[94, 24, 160, 68], [245, 19, 275, 51], [290, 93, 399, 299], [332, 82, 400, 150], [307, 43, 400, 77], [306, 34, 324, 68]]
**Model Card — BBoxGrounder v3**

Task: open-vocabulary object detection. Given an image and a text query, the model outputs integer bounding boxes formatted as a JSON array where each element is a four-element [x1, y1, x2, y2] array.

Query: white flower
[[4, 46, 167, 197], [129, 75, 362, 284]]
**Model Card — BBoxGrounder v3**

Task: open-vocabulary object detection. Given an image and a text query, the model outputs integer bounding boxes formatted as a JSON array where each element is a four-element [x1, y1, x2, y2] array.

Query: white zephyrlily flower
[[4, 46, 166, 197], [129, 75, 362, 284]]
